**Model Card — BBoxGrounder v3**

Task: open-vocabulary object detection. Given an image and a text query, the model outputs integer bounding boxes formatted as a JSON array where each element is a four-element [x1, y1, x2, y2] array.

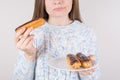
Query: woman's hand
[[15, 27, 36, 61], [79, 55, 97, 76], [79, 66, 96, 76]]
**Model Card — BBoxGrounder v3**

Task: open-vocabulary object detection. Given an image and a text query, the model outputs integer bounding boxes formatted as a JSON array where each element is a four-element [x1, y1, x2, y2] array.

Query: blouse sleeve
[[13, 26, 46, 80], [13, 50, 36, 80], [79, 27, 100, 80]]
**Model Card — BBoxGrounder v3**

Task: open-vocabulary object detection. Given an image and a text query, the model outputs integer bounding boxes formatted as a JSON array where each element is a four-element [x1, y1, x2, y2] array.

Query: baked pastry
[[76, 53, 92, 68], [66, 54, 81, 69], [88, 55, 96, 65], [15, 18, 45, 32], [88, 55, 95, 61]]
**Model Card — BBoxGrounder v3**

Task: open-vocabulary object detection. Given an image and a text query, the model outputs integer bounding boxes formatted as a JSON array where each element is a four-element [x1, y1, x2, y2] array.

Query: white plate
[[46, 56, 98, 72]]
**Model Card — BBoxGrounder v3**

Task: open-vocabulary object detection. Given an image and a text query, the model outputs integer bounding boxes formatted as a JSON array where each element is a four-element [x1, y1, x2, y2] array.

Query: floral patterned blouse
[[13, 20, 100, 80]]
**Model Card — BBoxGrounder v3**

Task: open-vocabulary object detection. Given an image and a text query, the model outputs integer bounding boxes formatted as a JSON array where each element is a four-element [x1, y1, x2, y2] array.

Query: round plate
[[46, 56, 98, 72]]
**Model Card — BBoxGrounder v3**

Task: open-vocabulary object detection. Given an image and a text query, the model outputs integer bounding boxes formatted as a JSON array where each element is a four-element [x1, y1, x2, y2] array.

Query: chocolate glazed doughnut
[[66, 54, 81, 69], [15, 18, 45, 32], [76, 53, 92, 68]]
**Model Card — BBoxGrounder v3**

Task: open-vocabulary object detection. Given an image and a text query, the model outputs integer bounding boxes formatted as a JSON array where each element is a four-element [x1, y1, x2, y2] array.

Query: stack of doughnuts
[[66, 52, 95, 69]]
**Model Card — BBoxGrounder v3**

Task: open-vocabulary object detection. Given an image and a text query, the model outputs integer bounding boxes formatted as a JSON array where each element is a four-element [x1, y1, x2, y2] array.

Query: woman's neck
[[48, 16, 73, 26]]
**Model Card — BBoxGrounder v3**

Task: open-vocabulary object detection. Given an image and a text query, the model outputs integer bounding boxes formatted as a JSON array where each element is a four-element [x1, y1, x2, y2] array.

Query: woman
[[13, 0, 100, 80]]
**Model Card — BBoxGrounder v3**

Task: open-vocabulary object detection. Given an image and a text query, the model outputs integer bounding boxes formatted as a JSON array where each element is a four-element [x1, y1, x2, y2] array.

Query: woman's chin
[[52, 14, 67, 18]]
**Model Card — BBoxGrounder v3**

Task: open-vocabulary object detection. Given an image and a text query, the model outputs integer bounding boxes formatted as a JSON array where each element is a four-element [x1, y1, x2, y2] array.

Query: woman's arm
[[13, 50, 36, 80], [79, 27, 100, 80], [13, 25, 46, 80]]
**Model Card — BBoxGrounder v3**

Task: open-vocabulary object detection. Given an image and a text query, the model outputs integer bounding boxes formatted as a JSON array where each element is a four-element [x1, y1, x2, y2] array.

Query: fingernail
[[31, 34, 34, 36], [22, 27, 25, 30], [30, 27, 33, 30]]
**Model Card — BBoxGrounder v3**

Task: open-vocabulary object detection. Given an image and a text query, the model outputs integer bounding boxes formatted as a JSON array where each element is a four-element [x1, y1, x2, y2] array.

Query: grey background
[[0, 0, 120, 80]]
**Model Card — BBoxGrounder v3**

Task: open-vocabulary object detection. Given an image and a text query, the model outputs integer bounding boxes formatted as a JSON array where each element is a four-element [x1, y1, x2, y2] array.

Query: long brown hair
[[32, 0, 82, 22]]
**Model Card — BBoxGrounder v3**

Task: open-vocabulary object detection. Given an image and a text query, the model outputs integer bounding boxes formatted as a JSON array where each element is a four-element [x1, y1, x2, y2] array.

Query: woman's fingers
[[21, 35, 34, 50], [80, 71, 89, 76], [16, 37, 26, 49], [16, 35, 34, 49], [15, 27, 33, 43], [79, 68, 96, 76], [15, 27, 33, 44], [15, 27, 26, 43], [22, 27, 33, 39], [16, 27, 26, 36]]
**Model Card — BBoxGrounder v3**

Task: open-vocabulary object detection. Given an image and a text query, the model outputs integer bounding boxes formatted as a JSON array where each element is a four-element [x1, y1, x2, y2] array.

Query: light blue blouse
[[13, 20, 100, 80]]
